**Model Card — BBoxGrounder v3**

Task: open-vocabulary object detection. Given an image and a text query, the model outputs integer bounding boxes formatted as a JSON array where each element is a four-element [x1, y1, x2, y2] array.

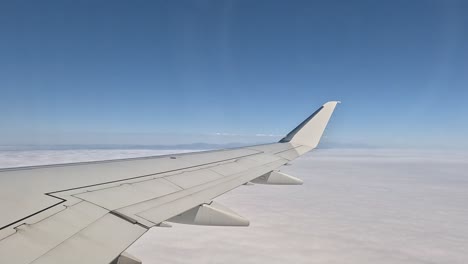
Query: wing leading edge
[[0, 101, 339, 264]]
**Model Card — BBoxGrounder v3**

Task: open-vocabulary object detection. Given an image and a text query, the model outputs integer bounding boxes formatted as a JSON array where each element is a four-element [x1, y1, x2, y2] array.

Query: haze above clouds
[[1, 148, 467, 263]]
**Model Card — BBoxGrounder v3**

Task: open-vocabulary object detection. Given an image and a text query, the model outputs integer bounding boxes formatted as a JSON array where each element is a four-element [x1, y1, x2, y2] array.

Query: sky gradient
[[1, 0, 467, 148]]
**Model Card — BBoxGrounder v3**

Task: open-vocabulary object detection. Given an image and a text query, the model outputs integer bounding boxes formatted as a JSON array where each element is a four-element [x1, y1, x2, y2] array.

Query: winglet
[[279, 101, 340, 148]]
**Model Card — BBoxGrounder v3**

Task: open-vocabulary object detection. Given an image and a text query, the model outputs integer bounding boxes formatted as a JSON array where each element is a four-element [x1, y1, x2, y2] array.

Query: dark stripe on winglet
[[279, 106, 324, 143]]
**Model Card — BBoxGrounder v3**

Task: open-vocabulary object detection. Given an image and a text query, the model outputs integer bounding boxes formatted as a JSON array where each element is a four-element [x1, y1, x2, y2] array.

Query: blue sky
[[0, 0, 467, 148]]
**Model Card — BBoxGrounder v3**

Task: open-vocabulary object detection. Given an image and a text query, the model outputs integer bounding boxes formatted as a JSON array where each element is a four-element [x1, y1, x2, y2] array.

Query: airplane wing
[[0, 101, 339, 264]]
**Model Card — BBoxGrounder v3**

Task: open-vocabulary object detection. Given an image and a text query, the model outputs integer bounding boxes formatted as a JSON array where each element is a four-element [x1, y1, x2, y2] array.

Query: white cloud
[[214, 132, 240, 136], [212, 132, 283, 137], [1, 148, 467, 263], [255, 133, 283, 137]]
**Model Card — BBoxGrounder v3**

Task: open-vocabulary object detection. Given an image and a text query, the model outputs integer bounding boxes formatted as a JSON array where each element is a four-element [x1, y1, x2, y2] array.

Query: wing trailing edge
[[251, 171, 303, 185], [168, 202, 249, 226]]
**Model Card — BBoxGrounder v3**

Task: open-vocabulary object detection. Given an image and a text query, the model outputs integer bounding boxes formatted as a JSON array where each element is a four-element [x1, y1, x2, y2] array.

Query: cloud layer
[[1, 148, 467, 263]]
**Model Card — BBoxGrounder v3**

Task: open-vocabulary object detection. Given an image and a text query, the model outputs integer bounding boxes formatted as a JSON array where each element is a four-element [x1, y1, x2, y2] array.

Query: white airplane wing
[[0, 101, 339, 264]]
